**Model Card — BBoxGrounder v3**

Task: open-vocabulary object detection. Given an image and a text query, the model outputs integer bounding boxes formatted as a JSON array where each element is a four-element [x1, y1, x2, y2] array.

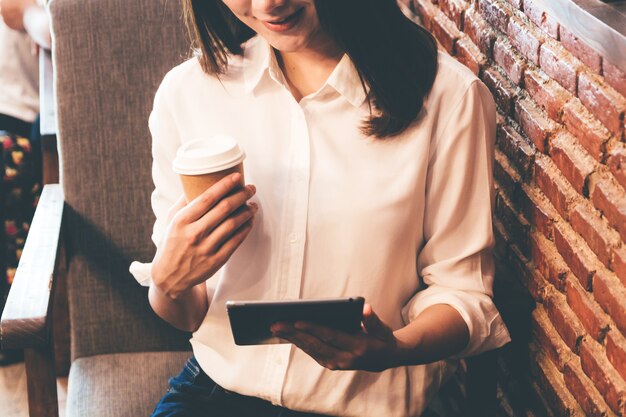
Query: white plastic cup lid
[[172, 136, 246, 175]]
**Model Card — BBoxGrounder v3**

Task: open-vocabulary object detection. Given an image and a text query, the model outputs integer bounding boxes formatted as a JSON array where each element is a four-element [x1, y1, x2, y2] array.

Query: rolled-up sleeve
[[129, 72, 183, 287], [402, 80, 511, 357]]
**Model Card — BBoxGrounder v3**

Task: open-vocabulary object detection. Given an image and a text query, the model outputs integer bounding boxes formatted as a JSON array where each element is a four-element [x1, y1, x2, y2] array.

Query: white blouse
[[130, 36, 510, 417]]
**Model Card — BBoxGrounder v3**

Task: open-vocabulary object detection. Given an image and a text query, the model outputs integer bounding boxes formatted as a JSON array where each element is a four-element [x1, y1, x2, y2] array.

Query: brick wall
[[410, 0, 626, 415]]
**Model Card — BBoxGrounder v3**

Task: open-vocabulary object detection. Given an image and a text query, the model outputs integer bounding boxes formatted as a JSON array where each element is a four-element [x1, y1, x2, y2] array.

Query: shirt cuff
[[129, 261, 153, 287], [401, 286, 511, 358]]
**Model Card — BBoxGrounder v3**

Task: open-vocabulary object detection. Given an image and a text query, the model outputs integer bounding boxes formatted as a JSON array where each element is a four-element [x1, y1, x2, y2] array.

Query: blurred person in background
[[0, 0, 50, 365]]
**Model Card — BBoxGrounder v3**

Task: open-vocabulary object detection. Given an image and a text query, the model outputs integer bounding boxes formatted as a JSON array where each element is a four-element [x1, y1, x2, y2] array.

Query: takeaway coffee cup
[[172, 136, 246, 202]]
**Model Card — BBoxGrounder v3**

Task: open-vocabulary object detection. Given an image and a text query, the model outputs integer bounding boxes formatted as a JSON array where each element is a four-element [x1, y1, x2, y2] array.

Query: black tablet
[[226, 297, 365, 345]]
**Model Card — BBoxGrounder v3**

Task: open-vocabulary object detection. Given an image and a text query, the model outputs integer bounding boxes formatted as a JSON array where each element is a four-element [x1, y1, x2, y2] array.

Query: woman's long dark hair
[[182, 1, 438, 139]]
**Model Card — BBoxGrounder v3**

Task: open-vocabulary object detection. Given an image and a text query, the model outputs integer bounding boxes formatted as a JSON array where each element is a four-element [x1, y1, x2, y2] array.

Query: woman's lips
[[262, 8, 305, 33]]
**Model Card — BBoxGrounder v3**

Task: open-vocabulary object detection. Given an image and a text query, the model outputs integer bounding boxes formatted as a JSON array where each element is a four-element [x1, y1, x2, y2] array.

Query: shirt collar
[[242, 36, 368, 108], [325, 54, 368, 108], [242, 36, 283, 93]]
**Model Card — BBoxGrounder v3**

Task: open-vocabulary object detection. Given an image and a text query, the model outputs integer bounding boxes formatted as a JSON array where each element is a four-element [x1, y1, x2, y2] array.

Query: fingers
[[290, 322, 361, 352], [209, 216, 255, 266], [178, 173, 246, 223], [166, 195, 187, 223], [271, 324, 352, 370], [194, 183, 256, 235], [362, 303, 394, 339], [271, 312, 397, 372], [202, 202, 258, 251]]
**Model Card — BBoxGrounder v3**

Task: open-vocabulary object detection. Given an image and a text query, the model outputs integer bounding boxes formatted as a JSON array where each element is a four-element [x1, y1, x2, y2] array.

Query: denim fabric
[[151, 357, 328, 417]]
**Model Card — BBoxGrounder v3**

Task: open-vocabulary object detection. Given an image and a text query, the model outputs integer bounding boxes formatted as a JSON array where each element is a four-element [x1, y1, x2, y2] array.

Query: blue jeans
[[151, 357, 329, 417]]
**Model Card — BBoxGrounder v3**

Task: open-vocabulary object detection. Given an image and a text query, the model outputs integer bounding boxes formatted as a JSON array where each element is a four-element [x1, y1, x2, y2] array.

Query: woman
[[131, 1, 511, 415]]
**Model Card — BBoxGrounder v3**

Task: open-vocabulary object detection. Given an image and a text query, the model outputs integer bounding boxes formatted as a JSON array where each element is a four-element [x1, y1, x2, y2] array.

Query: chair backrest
[[50, 0, 192, 359]]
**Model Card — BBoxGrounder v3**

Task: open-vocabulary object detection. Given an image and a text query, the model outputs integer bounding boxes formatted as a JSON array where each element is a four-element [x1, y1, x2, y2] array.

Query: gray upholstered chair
[[0, 1, 193, 415]]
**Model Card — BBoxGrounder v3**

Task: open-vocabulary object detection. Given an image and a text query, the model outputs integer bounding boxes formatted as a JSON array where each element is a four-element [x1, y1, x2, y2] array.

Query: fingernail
[[232, 173, 241, 183], [248, 184, 256, 193]]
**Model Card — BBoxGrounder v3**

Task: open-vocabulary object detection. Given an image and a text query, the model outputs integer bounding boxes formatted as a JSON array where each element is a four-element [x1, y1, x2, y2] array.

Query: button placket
[[262, 101, 311, 406], [285, 103, 310, 301], [268, 102, 312, 406]]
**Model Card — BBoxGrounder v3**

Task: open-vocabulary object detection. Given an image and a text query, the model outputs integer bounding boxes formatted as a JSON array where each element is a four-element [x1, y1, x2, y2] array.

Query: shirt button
[[289, 233, 298, 243]]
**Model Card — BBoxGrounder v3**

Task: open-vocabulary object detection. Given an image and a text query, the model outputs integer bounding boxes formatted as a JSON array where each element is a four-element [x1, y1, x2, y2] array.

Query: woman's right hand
[[151, 173, 257, 299]]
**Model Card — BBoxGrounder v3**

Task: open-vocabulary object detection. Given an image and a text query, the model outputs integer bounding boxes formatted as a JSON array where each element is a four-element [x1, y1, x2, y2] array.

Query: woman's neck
[[275, 43, 343, 102]]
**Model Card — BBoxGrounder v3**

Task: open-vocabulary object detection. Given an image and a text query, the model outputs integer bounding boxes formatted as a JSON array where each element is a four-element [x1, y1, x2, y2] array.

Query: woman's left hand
[[270, 303, 403, 372]]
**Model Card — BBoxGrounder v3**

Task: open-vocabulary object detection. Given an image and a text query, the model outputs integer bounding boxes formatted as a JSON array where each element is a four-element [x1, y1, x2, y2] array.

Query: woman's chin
[[263, 35, 310, 54]]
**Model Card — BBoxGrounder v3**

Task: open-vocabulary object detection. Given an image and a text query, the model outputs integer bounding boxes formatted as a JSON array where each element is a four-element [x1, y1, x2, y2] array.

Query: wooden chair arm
[[1, 184, 64, 349]]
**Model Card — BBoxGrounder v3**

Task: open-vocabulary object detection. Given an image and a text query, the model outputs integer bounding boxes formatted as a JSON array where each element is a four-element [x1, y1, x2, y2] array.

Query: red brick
[[463, 8, 496, 56], [530, 231, 567, 291], [593, 270, 626, 335], [497, 124, 535, 177], [507, 241, 532, 287], [579, 338, 626, 415], [562, 99, 611, 162], [494, 147, 521, 191], [496, 192, 531, 257], [566, 277, 610, 341], [439, 0, 468, 30], [564, 359, 614, 417], [496, 111, 506, 128], [494, 151, 521, 198], [503, 246, 537, 295], [606, 141, 626, 190], [478, 0, 511, 33], [603, 59, 626, 98], [527, 269, 549, 303], [505, 0, 522, 10], [523, 0, 559, 39], [539, 43, 582, 95], [612, 246, 626, 287], [530, 349, 583, 417], [559, 26, 602, 74], [529, 382, 563, 417], [508, 16, 544, 65], [495, 385, 515, 415], [519, 184, 555, 239], [532, 306, 574, 371], [589, 174, 626, 242], [432, 12, 461, 54], [570, 202, 620, 268], [534, 155, 578, 220], [514, 98, 556, 152], [482, 67, 517, 116], [545, 289, 586, 352], [494, 218, 510, 260], [454, 36, 486, 76], [553, 222, 598, 290], [578, 72, 626, 140], [606, 330, 626, 381], [494, 37, 526, 85], [414, 0, 439, 31], [523, 69, 572, 122], [519, 368, 554, 417], [548, 131, 595, 196]]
